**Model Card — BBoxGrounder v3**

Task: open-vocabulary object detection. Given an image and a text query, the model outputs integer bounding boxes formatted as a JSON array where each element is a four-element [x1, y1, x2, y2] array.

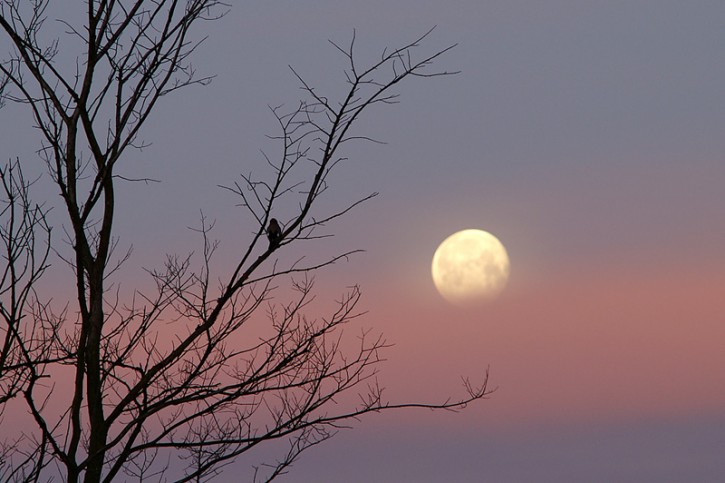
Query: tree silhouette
[[0, 2, 491, 481]]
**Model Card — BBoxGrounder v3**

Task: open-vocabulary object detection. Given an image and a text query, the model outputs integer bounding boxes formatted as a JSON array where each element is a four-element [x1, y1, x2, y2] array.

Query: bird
[[267, 218, 282, 249]]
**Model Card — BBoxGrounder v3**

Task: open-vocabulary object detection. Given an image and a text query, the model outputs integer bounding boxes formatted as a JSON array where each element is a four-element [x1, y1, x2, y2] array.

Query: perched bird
[[267, 218, 282, 249]]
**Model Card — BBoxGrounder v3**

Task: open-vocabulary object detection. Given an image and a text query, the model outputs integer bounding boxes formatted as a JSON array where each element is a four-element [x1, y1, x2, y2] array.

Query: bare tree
[[0, 1, 491, 482], [0, 158, 57, 482]]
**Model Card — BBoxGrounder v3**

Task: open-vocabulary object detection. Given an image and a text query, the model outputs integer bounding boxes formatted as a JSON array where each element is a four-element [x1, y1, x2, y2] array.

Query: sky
[[2, 1, 725, 481]]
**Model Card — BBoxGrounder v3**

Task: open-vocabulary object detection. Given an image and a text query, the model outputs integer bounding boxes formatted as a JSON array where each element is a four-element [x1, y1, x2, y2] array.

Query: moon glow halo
[[431, 229, 510, 306]]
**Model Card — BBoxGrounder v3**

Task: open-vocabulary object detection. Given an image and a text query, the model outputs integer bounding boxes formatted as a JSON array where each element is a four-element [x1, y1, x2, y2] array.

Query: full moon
[[431, 229, 510, 306]]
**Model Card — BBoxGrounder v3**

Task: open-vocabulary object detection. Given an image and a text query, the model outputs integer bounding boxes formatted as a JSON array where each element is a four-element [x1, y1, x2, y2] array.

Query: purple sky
[[2, 1, 725, 481]]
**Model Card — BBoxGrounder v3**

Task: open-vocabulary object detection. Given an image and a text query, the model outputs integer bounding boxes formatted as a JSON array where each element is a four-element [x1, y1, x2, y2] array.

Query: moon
[[431, 229, 510, 306]]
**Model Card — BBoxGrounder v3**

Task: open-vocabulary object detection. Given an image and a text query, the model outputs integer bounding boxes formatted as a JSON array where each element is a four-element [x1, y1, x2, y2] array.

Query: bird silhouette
[[267, 218, 282, 249]]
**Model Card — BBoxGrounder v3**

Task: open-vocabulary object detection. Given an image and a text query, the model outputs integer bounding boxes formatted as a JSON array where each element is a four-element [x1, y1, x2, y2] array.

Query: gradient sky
[[2, 1, 725, 481]]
